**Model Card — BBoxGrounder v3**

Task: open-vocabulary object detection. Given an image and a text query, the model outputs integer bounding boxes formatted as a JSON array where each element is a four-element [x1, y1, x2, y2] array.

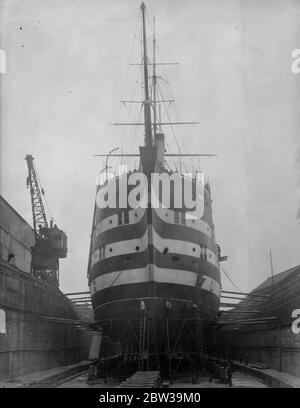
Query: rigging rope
[[220, 263, 242, 292], [125, 65, 143, 153], [128, 102, 144, 153], [144, 5, 182, 156], [157, 81, 180, 153], [114, 8, 142, 153]]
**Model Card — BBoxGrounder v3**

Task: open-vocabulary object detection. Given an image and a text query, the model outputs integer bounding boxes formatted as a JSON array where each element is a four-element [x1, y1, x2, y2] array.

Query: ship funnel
[[155, 133, 165, 168]]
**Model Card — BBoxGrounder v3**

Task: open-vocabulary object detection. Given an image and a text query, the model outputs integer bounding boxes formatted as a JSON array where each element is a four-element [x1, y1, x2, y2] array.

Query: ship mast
[[153, 17, 157, 135], [141, 2, 153, 147]]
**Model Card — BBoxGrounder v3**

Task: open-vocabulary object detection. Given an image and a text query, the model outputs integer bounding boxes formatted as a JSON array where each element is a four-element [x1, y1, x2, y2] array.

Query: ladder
[[148, 316, 160, 371], [195, 310, 208, 371], [138, 315, 147, 371]]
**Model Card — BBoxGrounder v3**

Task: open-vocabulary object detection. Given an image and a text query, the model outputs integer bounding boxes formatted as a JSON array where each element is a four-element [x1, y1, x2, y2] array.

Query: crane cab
[[36, 224, 68, 259]]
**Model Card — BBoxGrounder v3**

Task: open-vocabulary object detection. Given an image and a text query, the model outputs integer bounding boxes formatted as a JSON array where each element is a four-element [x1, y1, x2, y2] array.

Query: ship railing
[[164, 160, 209, 184], [96, 159, 209, 186], [97, 159, 140, 185]]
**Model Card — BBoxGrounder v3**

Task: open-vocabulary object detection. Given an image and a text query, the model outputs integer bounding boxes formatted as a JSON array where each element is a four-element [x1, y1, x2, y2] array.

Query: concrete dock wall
[[0, 262, 91, 380], [218, 266, 300, 378], [219, 324, 300, 377]]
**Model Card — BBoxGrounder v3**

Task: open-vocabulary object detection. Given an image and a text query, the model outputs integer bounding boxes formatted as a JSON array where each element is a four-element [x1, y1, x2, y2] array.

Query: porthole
[[109, 248, 112, 252], [192, 248, 196, 252], [163, 248, 168, 255], [135, 246, 140, 251]]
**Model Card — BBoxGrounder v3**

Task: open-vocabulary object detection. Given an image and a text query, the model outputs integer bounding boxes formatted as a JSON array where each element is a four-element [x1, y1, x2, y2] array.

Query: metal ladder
[[195, 310, 208, 371], [148, 316, 160, 371], [138, 315, 147, 371]]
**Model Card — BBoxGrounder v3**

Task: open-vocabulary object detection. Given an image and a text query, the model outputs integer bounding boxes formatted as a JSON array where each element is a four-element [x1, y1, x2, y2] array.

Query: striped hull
[[88, 180, 221, 350]]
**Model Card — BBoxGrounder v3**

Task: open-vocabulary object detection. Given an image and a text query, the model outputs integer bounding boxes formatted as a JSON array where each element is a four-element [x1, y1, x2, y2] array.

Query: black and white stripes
[[88, 199, 221, 321]]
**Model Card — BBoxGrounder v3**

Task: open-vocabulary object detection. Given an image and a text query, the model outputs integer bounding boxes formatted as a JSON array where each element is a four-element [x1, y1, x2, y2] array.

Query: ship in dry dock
[[87, 2, 221, 372]]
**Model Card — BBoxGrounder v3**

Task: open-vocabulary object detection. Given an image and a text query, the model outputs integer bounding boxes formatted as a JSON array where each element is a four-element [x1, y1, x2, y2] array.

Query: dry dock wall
[[0, 196, 92, 380], [0, 262, 91, 380], [219, 324, 300, 378], [218, 266, 300, 378]]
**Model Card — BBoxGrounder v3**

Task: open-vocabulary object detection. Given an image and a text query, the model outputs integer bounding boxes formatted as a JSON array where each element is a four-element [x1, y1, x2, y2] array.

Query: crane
[[25, 154, 67, 286]]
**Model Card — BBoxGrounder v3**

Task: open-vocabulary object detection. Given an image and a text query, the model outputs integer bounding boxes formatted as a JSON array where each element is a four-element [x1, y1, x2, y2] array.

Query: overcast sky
[[1, 0, 300, 294]]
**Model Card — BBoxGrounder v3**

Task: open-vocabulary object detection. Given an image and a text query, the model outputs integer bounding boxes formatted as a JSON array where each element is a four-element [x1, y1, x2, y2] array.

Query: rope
[[220, 263, 242, 292], [114, 8, 142, 151], [125, 65, 143, 153], [128, 101, 143, 153], [157, 81, 180, 153], [109, 270, 124, 288]]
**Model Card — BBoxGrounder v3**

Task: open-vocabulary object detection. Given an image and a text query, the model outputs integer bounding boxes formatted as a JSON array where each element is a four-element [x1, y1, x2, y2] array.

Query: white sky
[[1, 0, 300, 294]]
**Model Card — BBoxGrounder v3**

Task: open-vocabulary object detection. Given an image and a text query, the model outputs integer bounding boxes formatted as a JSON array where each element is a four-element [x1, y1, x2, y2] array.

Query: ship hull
[[92, 282, 219, 321], [88, 180, 221, 355]]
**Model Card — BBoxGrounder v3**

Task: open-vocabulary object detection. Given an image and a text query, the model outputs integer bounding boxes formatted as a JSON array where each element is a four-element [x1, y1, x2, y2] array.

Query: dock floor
[[2, 362, 299, 388], [56, 372, 267, 388]]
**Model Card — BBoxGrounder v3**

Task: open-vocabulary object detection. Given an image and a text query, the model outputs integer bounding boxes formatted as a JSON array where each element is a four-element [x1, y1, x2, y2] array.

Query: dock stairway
[[119, 371, 161, 388]]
